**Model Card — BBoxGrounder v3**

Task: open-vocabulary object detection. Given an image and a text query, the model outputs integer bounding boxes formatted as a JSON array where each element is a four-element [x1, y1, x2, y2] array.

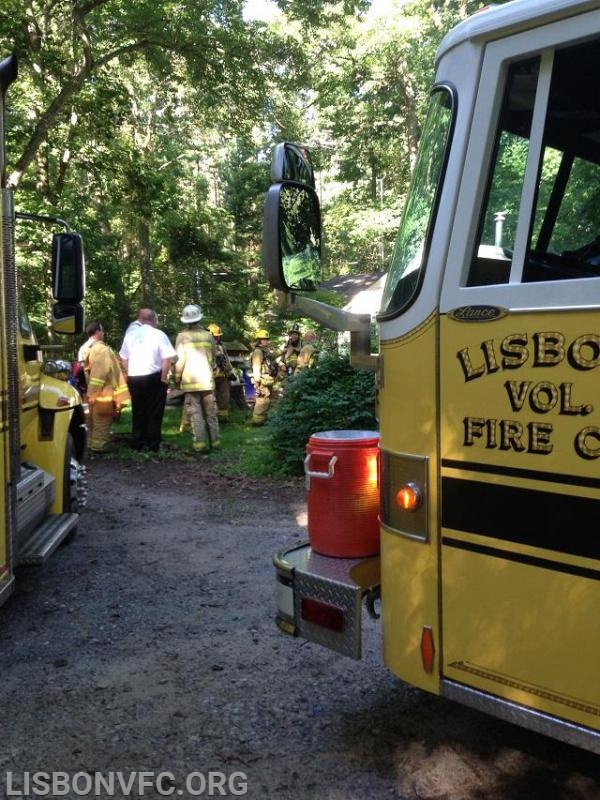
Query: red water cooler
[[304, 430, 380, 557]]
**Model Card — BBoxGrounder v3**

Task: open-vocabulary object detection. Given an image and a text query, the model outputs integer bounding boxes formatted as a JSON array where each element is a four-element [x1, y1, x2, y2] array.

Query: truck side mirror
[[52, 232, 85, 302], [270, 142, 315, 187], [52, 302, 84, 335], [262, 182, 322, 292]]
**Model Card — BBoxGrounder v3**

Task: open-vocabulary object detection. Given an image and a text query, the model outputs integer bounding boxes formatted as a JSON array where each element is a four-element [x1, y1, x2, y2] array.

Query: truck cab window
[[467, 58, 539, 287], [469, 39, 600, 286], [381, 87, 454, 316], [526, 39, 600, 282]]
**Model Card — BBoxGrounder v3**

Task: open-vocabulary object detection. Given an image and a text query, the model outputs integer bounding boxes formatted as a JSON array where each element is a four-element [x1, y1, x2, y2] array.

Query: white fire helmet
[[180, 304, 203, 324]]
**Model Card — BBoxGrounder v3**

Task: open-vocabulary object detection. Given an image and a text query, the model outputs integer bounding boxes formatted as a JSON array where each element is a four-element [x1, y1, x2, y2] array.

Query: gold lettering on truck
[[456, 331, 600, 460]]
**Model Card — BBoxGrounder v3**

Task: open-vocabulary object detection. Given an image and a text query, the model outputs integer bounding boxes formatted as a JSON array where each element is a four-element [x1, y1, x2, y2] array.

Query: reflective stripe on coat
[[175, 328, 216, 392], [85, 341, 131, 408]]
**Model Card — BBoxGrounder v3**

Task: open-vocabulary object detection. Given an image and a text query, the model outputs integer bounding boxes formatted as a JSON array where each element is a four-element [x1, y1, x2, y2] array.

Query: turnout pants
[[215, 377, 230, 421], [184, 390, 220, 448], [252, 385, 271, 424], [88, 402, 114, 451]]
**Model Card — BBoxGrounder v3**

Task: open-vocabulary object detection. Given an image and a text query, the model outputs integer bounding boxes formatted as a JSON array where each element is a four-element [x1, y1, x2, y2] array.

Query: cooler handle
[[304, 453, 337, 490]]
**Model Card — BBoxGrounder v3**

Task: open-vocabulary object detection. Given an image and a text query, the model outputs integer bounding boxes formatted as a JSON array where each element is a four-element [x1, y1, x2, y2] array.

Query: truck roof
[[437, 0, 600, 65]]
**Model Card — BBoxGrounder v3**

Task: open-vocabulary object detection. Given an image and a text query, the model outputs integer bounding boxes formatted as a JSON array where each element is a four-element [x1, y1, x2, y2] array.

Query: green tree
[[0, 0, 510, 348], [288, 0, 492, 277], [0, 0, 283, 340]]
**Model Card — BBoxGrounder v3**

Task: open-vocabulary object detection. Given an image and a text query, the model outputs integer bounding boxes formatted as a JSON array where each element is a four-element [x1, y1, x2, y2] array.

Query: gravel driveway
[[0, 457, 599, 800]]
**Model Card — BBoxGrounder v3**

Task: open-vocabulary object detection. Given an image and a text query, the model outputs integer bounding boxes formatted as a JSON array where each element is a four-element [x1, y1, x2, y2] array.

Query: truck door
[[439, 18, 600, 732]]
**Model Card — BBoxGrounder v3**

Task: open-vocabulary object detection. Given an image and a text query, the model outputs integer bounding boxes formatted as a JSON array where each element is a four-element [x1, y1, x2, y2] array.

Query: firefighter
[[83, 322, 130, 453], [250, 329, 276, 426], [74, 319, 103, 396], [174, 304, 220, 453], [296, 330, 318, 372], [208, 323, 233, 423], [278, 323, 302, 378]]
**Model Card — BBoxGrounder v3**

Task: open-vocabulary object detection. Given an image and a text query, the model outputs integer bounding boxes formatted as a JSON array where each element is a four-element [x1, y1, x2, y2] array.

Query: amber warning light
[[395, 482, 422, 512]]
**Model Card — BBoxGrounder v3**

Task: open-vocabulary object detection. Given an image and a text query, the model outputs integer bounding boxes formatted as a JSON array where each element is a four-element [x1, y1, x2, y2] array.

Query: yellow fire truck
[[265, 0, 600, 753], [0, 54, 87, 607]]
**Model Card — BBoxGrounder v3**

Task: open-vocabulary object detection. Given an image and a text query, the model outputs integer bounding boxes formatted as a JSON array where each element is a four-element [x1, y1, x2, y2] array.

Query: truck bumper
[[273, 542, 380, 659]]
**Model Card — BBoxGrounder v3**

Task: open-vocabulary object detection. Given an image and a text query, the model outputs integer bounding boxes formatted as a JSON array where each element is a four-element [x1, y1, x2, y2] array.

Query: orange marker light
[[395, 482, 421, 512]]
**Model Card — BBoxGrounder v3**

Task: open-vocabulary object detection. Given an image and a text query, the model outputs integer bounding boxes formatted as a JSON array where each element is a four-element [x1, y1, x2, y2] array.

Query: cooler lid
[[308, 430, 379, 446]]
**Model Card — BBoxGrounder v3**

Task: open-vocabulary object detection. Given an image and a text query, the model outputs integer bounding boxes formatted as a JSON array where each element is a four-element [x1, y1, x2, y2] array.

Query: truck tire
[[62, 434, 80, 542]]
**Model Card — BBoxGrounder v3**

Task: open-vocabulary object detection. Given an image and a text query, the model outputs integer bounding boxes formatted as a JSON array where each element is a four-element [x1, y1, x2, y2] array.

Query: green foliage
[[267, 353, 377, 475], [324, 193, 401, 274], [0, 0, 504, 350], [220, 141, 271, 249], [302, 0, 486, 277], [0, 0, 289, 344]]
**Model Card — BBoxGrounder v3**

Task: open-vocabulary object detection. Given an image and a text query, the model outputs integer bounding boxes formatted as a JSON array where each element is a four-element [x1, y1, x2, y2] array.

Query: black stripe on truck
[[442, 458, 600, 491], [441, 476, 600, 562], [442, 537, 600, 581]]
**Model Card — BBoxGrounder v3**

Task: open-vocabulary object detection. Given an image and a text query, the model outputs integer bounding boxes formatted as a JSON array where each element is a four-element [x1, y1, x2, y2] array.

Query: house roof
[[224, 341, 249, 354], [343, 275, 386, 316], [320, 272, 385, 303]]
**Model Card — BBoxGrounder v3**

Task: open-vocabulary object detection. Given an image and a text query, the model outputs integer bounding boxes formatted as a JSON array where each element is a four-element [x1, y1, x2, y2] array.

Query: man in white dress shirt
[[119, 308, 175, 452]]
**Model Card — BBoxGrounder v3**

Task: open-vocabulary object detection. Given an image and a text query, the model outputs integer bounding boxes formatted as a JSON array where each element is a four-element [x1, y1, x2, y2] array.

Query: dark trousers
[[127, 372, 167, 451]]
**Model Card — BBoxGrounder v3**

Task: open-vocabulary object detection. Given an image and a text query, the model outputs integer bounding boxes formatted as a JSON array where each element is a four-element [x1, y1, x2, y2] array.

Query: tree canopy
[[0, 0, 498, 348]]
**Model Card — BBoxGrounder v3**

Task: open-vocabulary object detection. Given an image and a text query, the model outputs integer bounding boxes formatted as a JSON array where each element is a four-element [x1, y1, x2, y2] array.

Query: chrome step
[[16, 463, 55, 540], [17, 513, 79, 565]]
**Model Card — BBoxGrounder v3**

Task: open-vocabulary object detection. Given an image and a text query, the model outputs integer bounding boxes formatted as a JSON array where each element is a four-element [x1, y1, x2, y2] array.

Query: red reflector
[[420, 626, 435, 673], [301, 597, 345, 633]]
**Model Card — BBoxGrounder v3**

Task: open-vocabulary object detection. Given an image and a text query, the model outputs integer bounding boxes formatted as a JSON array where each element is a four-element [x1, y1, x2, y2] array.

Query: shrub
[[267, 353, 378, 475]]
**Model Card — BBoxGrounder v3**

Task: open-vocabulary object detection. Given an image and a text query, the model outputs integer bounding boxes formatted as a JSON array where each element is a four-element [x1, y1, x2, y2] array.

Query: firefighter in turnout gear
[[175, 305, 220, 452], [296, 330, 318, 372], [277, 323, 302, 379], [83, 322, 130, 452], [208, 323, 233, 423], [250, 329, 276, 426]]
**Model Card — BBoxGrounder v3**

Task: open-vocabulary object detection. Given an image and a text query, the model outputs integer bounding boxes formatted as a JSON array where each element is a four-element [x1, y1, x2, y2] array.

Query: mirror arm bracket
[[275, 291, 378, 372]]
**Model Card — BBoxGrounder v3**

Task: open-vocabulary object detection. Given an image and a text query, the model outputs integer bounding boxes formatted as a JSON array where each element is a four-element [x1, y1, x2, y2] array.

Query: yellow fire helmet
[[208, 323, 222, 337], [255, 329, 270, 340]]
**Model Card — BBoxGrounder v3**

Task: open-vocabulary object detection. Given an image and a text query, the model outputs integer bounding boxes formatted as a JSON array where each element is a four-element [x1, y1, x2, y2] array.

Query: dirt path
[[0, 457, 599, 800]]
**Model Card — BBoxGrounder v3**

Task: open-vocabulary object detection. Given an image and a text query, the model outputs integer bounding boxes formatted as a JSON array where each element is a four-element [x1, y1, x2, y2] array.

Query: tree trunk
[[139, 218, 152, 306]]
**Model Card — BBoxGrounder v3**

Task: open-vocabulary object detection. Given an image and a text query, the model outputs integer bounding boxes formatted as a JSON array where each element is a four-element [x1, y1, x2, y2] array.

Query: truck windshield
[[381, 88, 454, 316]]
